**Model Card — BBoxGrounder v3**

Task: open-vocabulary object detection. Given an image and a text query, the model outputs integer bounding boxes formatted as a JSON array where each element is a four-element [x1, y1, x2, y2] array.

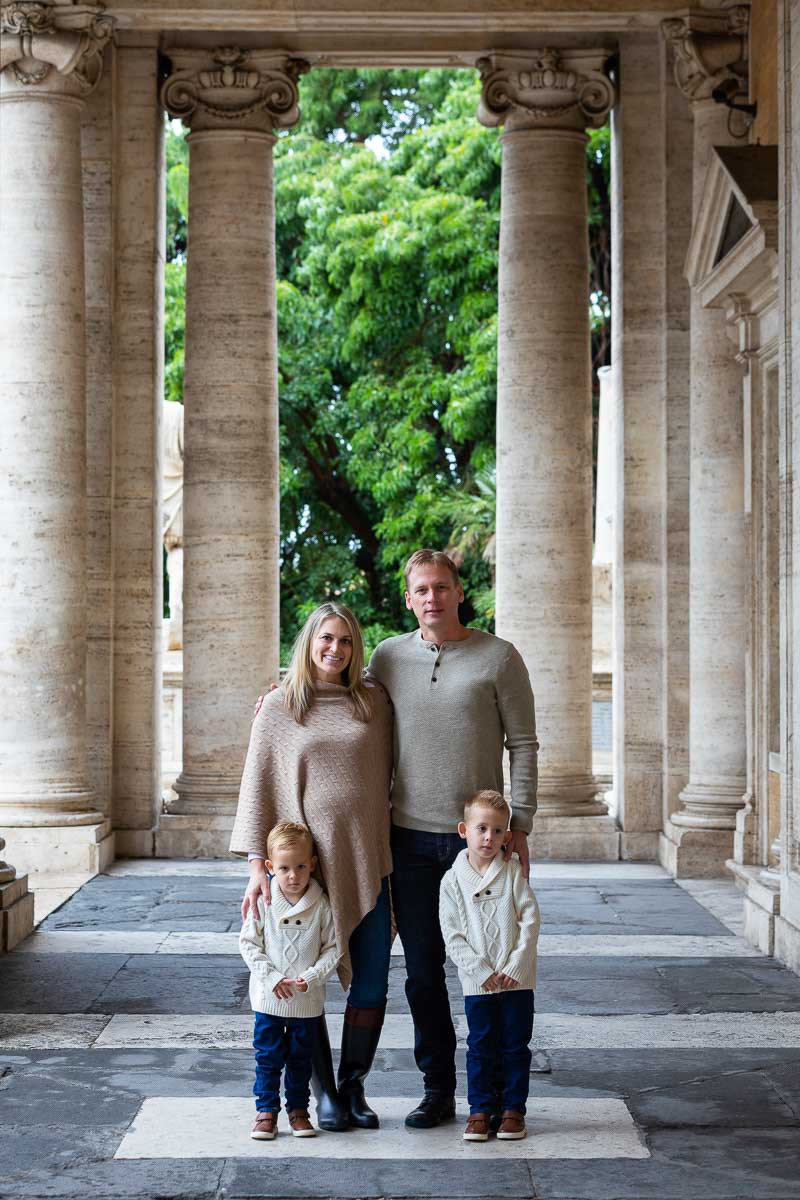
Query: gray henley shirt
[[368, 628, 538, 835]]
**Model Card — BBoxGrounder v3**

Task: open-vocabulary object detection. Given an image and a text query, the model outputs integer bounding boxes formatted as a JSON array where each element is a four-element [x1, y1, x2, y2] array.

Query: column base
[[170, 771, 239, 816], [114, 829, 156, 858], [729, 865, 781, 957], [0, 821, 115, 877], [536, 774, 608, 818], [671, 780, 747, 829], [619, 831, 660, 861], [775, 914, 800, 975], [659, 819, 735, 878], [155, 812, 234, 858], [529, 814, 620, 861], [0, 873, 35, 952]]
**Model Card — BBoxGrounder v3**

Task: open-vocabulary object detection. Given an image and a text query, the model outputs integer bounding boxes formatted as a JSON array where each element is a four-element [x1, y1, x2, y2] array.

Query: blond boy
[[439, 790, 540, 1142], [239, 821, 338, 1140]]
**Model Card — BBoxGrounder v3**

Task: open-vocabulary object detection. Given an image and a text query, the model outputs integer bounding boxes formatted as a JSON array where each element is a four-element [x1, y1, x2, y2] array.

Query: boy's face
[[458, 804, 511, 864], [266, 842, 317, 900]]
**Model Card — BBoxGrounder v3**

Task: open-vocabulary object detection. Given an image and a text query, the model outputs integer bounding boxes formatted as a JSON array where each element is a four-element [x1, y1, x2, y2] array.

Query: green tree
[[163, 68, 611, 658]]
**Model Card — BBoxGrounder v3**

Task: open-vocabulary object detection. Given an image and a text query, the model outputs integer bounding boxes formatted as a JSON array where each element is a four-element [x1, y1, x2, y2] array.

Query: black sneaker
[[405, 1092, 457, 1129]]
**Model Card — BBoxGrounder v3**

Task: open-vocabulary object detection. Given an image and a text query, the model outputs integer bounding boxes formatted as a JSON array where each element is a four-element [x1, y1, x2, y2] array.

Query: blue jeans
[[347, 876, 392, 1010], [390, 825, 463, 1094], [253, 1011, 314, 1113], [464, 989, 534, 1115]]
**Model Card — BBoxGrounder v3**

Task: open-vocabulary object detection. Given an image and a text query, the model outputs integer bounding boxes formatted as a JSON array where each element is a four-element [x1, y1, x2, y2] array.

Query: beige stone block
[[659, 823, 735, 878], [1, 891, 35, 952], [0, 823, 114, 876], [155, 813, 234, 859], [529, 816, 620, 862], [0, 873, 29, 910], [115, 829, 156, 858], [775, 916, 800, 976], [743, 895, 777, 956], [619, 832, 660, 861]]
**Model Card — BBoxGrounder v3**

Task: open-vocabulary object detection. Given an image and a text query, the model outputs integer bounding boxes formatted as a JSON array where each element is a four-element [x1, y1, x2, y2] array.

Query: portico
[[1, 0, 799, 975]]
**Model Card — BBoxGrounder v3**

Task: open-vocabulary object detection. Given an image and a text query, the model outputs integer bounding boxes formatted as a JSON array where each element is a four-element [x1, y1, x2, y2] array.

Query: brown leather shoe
[[463, 1112, 491, 1141], [497, 1110, 526, 1140], [251, 1111, 277, 1140], [288, 1108, 317, 1138]]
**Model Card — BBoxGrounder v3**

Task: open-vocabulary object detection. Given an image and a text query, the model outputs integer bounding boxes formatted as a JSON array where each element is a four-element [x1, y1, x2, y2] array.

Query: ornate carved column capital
[[660, 5, 749, 102], [161, 47, 308, 133], [476, 48, 615, 133], [0, 0, 113, 98]]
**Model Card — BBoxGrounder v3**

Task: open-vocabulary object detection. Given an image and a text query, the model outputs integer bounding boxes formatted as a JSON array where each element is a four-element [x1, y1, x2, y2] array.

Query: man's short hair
[[267, 820, 315, 859], [464, 789, 511, 822], [404, 548, 461, 590]]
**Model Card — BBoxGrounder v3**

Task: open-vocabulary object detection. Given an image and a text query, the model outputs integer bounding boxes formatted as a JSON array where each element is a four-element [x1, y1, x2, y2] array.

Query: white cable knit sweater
[[439, 849, 540, 996], [239, 880, 339, 1018]]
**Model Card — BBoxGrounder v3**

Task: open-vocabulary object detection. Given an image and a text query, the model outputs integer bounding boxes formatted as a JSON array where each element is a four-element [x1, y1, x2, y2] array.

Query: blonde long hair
[[283, 602, 371, 724]]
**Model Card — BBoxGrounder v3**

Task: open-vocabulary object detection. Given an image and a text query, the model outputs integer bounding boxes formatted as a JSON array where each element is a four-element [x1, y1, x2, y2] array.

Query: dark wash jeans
[[390, 825, 463, 1096], [252, 1011, 314, 1113], [464, 988, 534, 1115]]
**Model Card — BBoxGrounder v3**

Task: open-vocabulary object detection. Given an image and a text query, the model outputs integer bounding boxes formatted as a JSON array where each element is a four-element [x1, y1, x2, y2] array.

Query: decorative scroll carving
[[477, 48, 615, 131], [660, 6, 750, 102], [161, 47, 308, 132], [0, 0, 113, 94]]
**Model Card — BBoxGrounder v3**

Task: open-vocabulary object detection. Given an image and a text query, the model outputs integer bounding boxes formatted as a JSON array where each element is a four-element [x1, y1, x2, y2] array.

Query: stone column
[[660, 8, 751, 876], [478, 50, 618, 859], [0, 1, 115, 875], [157, 49, 303, 856], [112, 42, 165, 857]]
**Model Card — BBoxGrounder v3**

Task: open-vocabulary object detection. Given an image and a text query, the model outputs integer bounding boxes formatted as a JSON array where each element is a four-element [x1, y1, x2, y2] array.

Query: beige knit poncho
[[229, 681, 393, 990]]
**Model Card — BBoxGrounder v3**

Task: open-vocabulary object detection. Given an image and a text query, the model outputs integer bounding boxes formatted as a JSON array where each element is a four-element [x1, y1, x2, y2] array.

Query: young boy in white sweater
[[439, 789, 540, 1142], [239, 821, 339, 1140]]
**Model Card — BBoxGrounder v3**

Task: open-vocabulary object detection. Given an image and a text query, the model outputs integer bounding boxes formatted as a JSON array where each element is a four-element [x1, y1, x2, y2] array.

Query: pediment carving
[[685, 145, 778, 312]]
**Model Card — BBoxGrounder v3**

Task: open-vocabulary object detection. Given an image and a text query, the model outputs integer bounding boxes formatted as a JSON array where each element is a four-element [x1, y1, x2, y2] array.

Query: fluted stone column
[[660, 8, 751, 876], [157, 49, 304, 856], [478, 50, 619, 859], [0, 1, 114, 875]]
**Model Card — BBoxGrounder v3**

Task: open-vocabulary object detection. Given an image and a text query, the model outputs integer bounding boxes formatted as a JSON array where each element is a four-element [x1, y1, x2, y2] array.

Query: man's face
[[405, 564, 463, 631]]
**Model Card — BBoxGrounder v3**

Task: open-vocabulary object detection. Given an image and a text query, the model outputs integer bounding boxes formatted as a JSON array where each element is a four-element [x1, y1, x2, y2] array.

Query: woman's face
[[310, 616, 354, 684]]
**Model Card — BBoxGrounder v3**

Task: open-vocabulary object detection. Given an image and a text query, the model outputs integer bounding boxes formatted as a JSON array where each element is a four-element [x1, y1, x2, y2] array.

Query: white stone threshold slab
[[114, 1095, 649, 1161], [5, 1010, 800, 1051], [15, 929, 761, 958], [101, 859, 668, 881]]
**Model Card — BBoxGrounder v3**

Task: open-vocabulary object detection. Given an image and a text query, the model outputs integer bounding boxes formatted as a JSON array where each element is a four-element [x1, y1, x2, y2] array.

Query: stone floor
[[1, 860, 800, 1199]]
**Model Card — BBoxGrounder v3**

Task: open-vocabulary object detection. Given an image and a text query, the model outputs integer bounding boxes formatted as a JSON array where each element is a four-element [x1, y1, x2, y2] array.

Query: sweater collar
[[272, 878, 323, 917], [454, 847, 506, 894]]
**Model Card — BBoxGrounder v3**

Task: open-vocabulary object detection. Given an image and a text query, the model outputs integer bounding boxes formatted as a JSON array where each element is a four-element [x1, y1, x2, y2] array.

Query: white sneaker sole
[[250, 1130, 277, 1140], [497, 1128, 527, 1140], [291, 1127, 317, 1138], [463, 1132, 489, 1141]]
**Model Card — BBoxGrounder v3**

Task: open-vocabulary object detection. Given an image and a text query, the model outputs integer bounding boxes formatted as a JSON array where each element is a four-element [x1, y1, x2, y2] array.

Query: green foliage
[[162, 69, 611, 656]]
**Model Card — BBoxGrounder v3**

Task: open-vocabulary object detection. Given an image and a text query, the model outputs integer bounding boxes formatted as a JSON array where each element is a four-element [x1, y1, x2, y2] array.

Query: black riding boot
[[337, 1004, 385, 1129], [310, 1014, 349, 1132]]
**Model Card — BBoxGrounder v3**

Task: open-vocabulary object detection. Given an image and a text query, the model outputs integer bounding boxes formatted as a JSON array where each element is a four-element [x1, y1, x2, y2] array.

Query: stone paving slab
[[115, 1095, 649, 1160]]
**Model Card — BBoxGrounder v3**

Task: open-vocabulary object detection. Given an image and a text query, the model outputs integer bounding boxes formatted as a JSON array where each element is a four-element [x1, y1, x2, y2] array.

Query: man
[[369, 548, 538, 1129]]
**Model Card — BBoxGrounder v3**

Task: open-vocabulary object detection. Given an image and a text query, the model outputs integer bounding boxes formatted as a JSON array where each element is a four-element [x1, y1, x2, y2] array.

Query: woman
[[230, 602, 393, 1131]]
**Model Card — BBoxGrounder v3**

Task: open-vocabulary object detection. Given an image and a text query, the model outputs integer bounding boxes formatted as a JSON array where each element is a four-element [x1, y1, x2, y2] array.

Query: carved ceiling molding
[[161, 47, 308, 132], [660, 5, 750, 102], [0, 1, 113, 94], [477, 48, 615, 133]]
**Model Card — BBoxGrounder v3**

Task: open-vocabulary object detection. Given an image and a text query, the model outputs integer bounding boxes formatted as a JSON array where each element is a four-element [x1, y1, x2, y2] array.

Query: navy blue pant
[[464, 989, 534, 1115], [347, 875, 392, 1009], [390, 826, 463, 1095], [252, 1011, 314, 1113]]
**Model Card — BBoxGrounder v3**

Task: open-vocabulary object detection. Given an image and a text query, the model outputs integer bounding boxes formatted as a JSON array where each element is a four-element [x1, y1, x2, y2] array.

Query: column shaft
[[0, 89, 100, 827], [673, 100, 748, 829], [172, 128, 280, 814], [496, 125, 602, 816]]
